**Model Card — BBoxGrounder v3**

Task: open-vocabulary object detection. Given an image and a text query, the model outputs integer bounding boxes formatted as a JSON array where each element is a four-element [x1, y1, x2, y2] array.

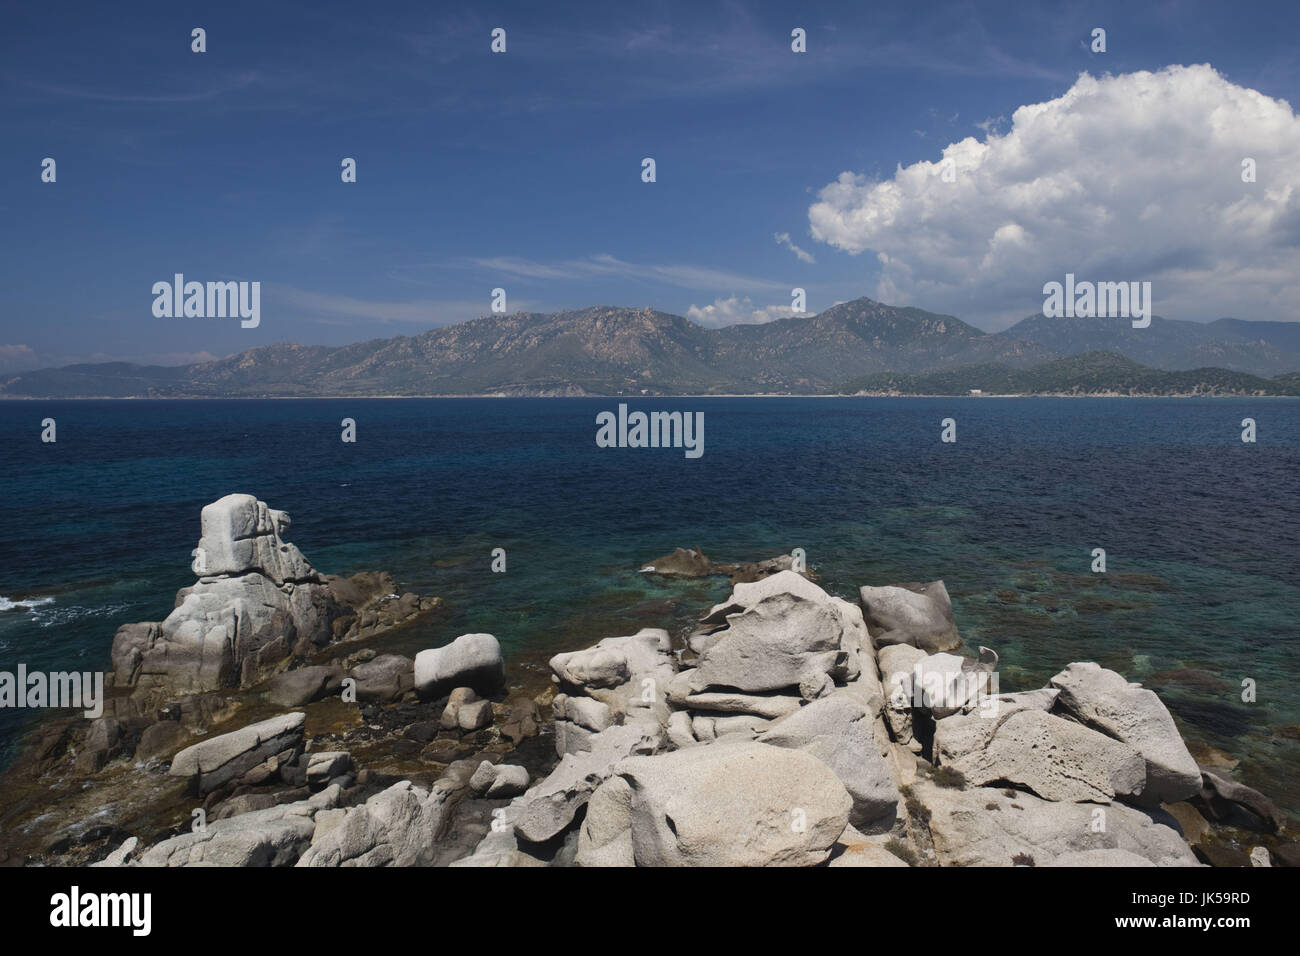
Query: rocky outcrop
[[685, 572, 865, 695], [588, 740, 853, 867], [350, 654, 414, 703], [859, 580, 960, 653], [414, 633, 505, 699], [11, 522, 1281, 870], [109, 495, 432, 706], [110, 496, 341, 698], [934, 707, 1147, 803], [297, 780, 451, 867], [639, 546, 711, 577], [1049, 663, 1201, 804], [911, 781, 1199, 867], [168, 712, 306, 796], [469, 761, 530, 798], [1195, 767, 1285, 832], [756, 695, 898, 831], [139, 786, 342, 867], [268, 665, 344, 707], [512, 720, 665, 844]]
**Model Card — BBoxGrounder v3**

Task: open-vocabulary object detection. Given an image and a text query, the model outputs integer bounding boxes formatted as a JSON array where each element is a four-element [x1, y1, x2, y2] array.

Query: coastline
[[0, 498, 1294, 868]]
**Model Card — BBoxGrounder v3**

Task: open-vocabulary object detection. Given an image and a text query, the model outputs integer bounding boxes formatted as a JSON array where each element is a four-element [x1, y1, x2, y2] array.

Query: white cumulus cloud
[[808, 65, 1300, 328], [686, 296, 797, 328]]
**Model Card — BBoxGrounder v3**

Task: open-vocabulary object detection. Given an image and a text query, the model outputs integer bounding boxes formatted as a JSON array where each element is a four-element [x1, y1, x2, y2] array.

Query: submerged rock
[[639, 546, 711, 577]]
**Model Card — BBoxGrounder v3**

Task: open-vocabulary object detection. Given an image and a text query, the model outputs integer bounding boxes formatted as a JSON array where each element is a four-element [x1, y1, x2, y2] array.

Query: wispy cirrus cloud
[[26, 71, 263, 104], [459, 254, 789, 293], [271, 286, 500, 326], [774, 232, 815, 264]]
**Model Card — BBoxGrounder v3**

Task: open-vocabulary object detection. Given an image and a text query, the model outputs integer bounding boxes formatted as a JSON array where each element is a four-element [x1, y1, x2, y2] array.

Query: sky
[[2, 0, 1299, 370]]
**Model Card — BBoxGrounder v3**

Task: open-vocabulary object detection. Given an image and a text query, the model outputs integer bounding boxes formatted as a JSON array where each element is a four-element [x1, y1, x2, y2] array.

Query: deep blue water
[[1, 397, 1297, 811]]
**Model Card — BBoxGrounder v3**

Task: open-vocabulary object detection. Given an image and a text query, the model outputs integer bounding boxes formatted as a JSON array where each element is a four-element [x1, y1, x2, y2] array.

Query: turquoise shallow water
[[0, 397, 1297, 811]]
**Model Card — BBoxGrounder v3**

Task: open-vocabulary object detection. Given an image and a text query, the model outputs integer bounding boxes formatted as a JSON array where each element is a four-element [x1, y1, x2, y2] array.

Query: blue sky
[[3, 0, 1299, 369]]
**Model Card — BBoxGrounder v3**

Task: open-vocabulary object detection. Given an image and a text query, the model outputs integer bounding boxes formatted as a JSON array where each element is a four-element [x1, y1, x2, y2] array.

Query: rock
[[828, 825, 910, 867], [556, 695, 612, 733], [414, 633, 504, 699], [74, 747, 109, 775], [666, 711, 697, 749], [614, 739, 852, 866], [91, 837, 139, 867], [350, 654, 414, 703], [989, 688, 1059, 712], [512, 721, 665, 844], [449, 805, 550, 868], [194, 493, 314, 584], [1044, 849, 1157, 867], [553, 693, 616, 756], [1250, 846, 1271, 867], [1049, 663, 1202, 804], [1196, 768, 1285, 832], [934, 708, 1147, 803], [1270, 843, 1300, 867], [134, 720, 190, 762], [554, 719, 598, 756], [110, 495, 344, 699], [757, 695, 899, 830], [910, 781, 1200, 867], [575, 775, 636, 867], [169, 712, 305, 795], [698, 570, 831, 628], [141, 786, 340, 866], [1194, 845, 1252, 867], [800, 673, 835, 701], [212, 794, 279, 820], [296, 780, 450, 867], [640, 547, 711, 577], [687, 591, 846, 694], [725, 554, 799, 586], [268, 666, 344, 707], [323, 570, 397, 611], [305, 751, 352, 787], [858, 580, 960, 653], [878, 644, 928, 745], [439, 687, 479, 730], [549, 628, 677, 728], [1163, 801, 1213, 844], [457, 699, 494, 732], [470, 762, 530, 799], [665, 677, 803, 719], [499, 697, 541, 745], [906, 652, 993, 719]]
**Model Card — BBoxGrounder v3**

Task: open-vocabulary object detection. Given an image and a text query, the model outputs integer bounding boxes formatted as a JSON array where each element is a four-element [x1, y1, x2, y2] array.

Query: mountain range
[[3, 298, 1299, 398]]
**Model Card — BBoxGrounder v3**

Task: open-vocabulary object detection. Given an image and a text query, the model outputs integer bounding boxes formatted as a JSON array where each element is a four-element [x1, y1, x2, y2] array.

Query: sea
[[1, 397, 1297, 811]]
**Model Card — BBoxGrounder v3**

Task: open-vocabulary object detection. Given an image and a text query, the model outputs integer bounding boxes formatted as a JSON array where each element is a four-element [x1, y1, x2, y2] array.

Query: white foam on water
[[0, 596, 54, 612]]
